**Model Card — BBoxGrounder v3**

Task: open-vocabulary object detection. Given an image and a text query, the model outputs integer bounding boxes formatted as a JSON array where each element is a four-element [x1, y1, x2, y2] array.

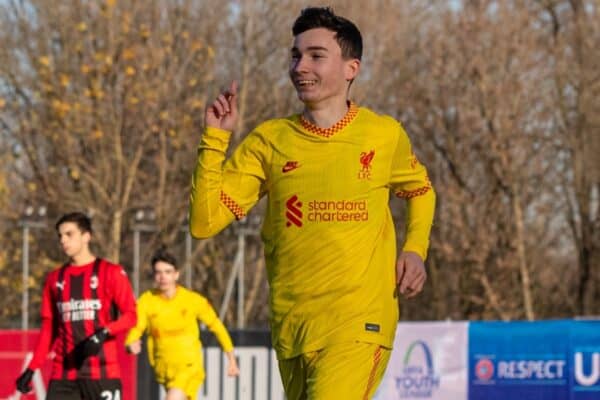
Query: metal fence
[[137, 330, 286, 400]]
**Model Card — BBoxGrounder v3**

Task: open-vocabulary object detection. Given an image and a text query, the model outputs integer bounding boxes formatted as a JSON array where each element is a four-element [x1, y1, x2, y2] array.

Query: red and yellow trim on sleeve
[[395, 178, 433, 199], [300, 102, 358, 138], [220, 191, 246, 220]]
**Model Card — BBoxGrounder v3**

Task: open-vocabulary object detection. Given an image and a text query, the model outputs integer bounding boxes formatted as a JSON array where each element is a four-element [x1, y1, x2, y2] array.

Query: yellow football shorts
[[278, 341, 391, 400], [153, 358, 205, 400]]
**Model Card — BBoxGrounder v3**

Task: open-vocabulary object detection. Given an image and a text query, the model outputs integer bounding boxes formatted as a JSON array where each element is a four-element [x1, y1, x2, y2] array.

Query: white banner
[[159, 347, 285, 400], [374, 321, 468, 400]]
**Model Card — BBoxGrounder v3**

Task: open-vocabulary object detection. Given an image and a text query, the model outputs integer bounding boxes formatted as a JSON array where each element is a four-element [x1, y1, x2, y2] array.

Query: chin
[[297, 95, 318, 107], [295, 89, 316, 101]]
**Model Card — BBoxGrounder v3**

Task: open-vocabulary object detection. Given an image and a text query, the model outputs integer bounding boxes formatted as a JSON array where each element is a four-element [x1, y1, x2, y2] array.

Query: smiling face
[[57, 222, 91, 260], [289, 28, 360, 108]]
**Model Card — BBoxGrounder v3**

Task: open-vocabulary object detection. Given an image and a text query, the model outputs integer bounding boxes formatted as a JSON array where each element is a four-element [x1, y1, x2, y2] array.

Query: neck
[[71, 251, 96, 267], [303, 98, 349, 128], [162, 285, 177, 299]]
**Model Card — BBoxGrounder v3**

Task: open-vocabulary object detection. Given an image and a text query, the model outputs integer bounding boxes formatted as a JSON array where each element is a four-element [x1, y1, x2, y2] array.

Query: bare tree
[[0, 0, 226, 322], [374, 0, 567, 320], [1, 0, 597, 327], [537, 0, 600, 315]]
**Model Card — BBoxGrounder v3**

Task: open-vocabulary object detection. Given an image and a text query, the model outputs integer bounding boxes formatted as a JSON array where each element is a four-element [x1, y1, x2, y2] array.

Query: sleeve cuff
[[401, 243, 427, 261], [394, 179, 432, 199], [205, 126, 233, 139]]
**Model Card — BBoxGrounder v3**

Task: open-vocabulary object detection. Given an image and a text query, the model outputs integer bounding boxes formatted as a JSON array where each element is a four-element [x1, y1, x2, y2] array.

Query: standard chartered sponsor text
[[307, 200, 368, 222]]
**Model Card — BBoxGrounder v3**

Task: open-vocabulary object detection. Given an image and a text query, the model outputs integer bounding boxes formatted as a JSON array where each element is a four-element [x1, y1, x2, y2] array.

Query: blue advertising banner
[[371, 319, 600, 400], [569, 320, 600, 400], [469, 320, 570, 400]]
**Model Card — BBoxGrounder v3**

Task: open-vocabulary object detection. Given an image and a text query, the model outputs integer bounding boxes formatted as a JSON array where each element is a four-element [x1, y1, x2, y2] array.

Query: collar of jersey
[[66, 260, 95, 272], [299, 101, 358, 138], [159, 285, 180, 300]]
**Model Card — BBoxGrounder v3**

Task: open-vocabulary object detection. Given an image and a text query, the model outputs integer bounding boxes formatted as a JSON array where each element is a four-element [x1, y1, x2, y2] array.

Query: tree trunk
[[512, 190, 535, 320]]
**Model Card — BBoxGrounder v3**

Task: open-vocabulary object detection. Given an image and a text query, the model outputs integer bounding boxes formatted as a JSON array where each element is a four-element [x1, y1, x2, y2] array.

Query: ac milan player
[[15, 212, 137, 399]]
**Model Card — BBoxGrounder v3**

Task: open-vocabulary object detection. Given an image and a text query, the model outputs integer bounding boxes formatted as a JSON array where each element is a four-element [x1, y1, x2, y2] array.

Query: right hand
[[205, 81, 238, 132], [226, 351, 240, 377], [16, 368, 34, 393], [126, 340, 142, 355]]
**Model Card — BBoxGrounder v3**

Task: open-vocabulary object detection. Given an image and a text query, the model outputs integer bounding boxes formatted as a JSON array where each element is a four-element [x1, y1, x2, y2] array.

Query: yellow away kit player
[[191, 104, 434, 355], [191, 7, 435, 399], [126, 249, 239, 400], [190, 106, 434, 392]]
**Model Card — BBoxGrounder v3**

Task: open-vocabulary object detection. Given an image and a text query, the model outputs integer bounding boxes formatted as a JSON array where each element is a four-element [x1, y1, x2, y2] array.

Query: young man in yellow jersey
[[125, 248, 239, 400], [189, 6, 435, 399]]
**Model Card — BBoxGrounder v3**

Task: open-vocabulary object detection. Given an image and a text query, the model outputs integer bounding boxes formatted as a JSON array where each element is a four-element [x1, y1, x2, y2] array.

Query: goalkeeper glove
[[16, 368, 34, 393], [81, 327, 110, 358]]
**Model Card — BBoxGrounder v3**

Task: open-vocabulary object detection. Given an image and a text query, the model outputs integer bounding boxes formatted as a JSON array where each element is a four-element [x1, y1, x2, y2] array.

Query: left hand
[[81, 327, 110, 358], [396, 251, 427, 299]]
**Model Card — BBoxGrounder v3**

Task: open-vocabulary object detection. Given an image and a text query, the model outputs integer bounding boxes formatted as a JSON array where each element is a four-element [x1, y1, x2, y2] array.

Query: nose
[[291, 55, 308, 74]]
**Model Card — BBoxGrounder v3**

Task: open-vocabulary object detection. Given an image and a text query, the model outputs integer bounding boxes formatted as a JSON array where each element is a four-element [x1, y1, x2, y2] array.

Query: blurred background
[[0, 0, 598, 334]]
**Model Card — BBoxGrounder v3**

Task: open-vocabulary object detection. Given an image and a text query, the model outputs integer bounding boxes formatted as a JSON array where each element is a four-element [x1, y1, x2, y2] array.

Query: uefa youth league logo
[[395, 340, 441, 398]]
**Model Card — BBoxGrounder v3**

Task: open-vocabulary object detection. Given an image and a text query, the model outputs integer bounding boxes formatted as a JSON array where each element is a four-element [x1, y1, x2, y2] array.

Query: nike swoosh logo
[[282, 162, 300, 173]]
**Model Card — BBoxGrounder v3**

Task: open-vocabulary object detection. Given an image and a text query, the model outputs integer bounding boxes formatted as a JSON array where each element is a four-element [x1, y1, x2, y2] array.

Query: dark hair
[[151, 247, 178, 271], [292, 7, 362, 60], [55, 212, 93, 234]]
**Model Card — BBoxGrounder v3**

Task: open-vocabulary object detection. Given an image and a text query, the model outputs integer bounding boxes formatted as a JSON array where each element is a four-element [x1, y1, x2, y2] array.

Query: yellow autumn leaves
[[1, 1, 217, 149]]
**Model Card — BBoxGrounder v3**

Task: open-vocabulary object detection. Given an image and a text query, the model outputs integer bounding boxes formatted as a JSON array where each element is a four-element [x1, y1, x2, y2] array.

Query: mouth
[[294, 79, 318, 88]]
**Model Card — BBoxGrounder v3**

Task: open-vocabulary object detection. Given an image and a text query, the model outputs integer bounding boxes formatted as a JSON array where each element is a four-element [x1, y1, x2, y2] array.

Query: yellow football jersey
[[190, 104, 435, 359], [125, 286, 234, 366]]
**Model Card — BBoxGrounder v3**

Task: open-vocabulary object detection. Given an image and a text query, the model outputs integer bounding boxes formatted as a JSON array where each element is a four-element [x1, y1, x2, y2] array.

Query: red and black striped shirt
[[28, 258, 136, 380]]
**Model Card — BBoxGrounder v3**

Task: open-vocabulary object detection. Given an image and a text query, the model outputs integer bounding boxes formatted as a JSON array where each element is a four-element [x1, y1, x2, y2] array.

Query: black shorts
[[46, 379, 122, 400]]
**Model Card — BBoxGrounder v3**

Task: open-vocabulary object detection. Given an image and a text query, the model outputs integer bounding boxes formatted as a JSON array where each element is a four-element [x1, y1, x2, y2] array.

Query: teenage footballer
[[125, 247, 239, 400], [189, 7, 435, 399], [15, 212, 137, 399]]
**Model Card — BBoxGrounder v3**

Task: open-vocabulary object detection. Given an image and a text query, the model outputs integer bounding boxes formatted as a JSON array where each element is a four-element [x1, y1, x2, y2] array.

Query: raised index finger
[[223, 80, 238, 99]]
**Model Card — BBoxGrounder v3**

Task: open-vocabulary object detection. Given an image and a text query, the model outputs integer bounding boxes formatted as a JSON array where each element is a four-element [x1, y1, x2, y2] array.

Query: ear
[[82, 231, 92, 245], [344, 58, 361, 81]]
